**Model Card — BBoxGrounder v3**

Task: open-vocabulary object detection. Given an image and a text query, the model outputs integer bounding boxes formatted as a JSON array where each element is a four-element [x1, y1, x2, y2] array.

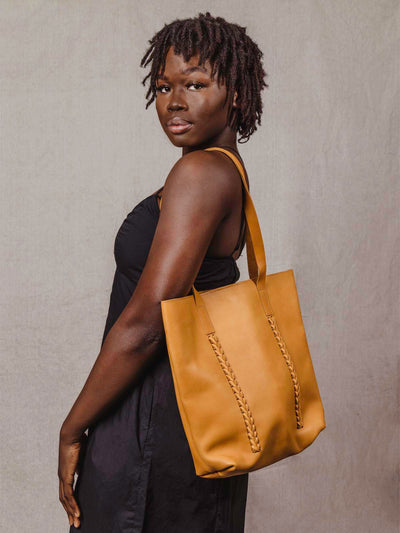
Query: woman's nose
[[167, 89, 188, 111]]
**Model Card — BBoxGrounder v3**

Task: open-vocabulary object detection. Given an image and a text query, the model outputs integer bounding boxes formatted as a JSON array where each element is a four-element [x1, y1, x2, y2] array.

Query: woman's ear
[[233, 90, 239, 109]]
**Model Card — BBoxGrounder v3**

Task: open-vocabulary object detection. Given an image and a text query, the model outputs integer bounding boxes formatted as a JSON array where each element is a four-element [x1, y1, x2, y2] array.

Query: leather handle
[[158, 146, 269, 301], [202, 147, 267, 288], [192, 146, 273, 320]]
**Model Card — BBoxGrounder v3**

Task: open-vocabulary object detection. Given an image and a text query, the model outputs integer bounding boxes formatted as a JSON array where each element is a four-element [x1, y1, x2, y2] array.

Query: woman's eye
[[187, 82, 205, 90], [155, 82, 205, 94], [156, 85, 169, 93]]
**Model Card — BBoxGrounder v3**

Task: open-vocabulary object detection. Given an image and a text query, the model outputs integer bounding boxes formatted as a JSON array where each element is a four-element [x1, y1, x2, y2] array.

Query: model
[[58, 11, 268, 532]]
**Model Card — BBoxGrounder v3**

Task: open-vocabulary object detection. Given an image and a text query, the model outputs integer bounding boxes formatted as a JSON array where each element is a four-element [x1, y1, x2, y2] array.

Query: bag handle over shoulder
[[194, 147, 273, 319], [159, 146, 273, 317], [203, 147, 267, 288]]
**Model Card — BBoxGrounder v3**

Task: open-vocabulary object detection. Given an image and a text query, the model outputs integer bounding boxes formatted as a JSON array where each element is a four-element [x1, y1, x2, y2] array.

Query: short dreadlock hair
[[140, 12, 268, 144]]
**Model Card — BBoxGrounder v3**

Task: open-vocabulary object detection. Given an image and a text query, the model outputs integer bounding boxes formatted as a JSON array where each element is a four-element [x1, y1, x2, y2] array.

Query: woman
[[58, 11, 268, 532]]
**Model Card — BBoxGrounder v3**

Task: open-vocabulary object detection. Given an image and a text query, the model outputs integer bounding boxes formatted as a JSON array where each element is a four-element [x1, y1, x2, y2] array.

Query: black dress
[[70, 183, 249, 532]]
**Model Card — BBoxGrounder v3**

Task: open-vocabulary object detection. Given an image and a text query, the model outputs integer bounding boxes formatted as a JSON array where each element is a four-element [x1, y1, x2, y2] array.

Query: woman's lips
[[166, 122, 193, 134]]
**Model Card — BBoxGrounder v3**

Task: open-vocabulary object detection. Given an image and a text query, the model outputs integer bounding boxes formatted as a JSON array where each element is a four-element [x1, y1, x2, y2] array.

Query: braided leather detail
[[266, 315, 304, 429], [207, 332, 261, 453]]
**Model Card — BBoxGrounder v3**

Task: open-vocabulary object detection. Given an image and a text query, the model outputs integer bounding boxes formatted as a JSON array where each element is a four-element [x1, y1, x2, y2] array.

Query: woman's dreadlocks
[[140, 12, 269, 143]]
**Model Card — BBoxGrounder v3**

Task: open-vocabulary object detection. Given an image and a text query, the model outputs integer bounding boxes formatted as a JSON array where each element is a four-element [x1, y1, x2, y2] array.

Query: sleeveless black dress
[[70, 180, 249, 532]]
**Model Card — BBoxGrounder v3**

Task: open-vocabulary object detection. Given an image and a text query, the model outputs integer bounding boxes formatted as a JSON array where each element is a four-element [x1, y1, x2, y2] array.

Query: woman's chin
[[167, 136, 197, 148]]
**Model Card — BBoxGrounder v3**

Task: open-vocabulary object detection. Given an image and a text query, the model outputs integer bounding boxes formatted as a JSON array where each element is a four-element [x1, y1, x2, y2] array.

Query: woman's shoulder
[[154, 148, 247, 217], [166, 149, 243, 198], [179, 148, 248, 191], [173, 148, 235, 174]]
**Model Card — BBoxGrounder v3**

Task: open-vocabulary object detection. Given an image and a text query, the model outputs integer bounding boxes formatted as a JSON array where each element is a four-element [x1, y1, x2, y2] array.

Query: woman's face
[[155, 46, 237, 151]]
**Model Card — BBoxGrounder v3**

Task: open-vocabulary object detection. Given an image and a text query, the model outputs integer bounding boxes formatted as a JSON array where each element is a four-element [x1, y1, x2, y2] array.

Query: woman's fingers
[[62, 477, 81, 528], [58, 435, 84, 528], [59, 479, 74, 526]]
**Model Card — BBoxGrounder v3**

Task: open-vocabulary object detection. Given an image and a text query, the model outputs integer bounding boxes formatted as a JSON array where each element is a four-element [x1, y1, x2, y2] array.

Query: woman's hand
[[58, 428, 88, 528]]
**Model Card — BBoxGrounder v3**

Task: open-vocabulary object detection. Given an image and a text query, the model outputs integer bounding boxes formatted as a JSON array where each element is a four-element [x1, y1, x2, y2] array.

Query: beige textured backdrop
[[1, 1, 398, 532]]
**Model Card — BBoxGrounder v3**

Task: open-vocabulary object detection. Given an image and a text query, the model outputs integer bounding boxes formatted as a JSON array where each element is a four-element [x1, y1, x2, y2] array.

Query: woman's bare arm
[[60, 149, 236, 440]]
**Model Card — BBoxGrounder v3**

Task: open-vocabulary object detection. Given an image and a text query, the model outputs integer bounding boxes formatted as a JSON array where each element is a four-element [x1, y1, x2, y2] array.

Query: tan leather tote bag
[[160, 146, 326, 479]]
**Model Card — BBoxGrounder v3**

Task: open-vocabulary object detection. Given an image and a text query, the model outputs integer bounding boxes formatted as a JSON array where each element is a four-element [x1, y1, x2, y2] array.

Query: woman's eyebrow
[[157, 66, 209, 80]]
